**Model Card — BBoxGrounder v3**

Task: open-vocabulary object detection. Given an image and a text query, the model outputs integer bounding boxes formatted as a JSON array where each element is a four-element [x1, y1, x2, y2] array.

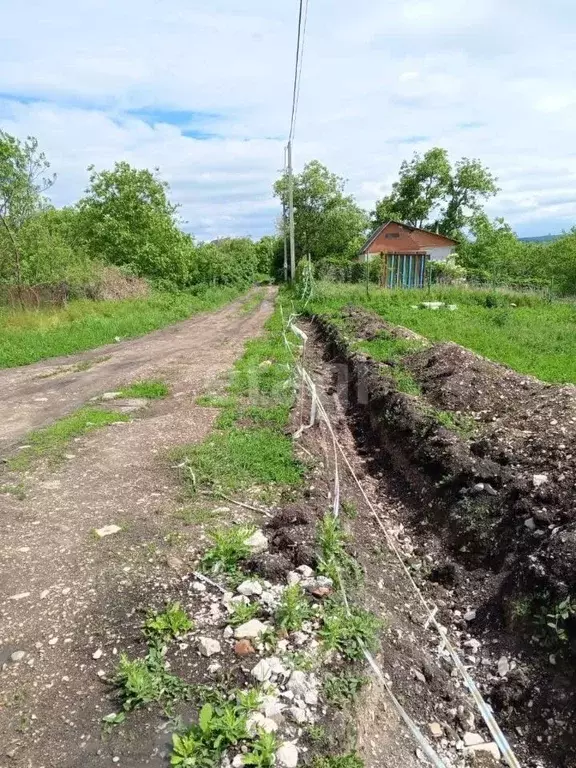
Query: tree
[[372, 147, 451, 229], [76, 162, 191, 285], [371, 148, 498, 237], [274, 160, 369, 264], [0, 131, 56, 285]]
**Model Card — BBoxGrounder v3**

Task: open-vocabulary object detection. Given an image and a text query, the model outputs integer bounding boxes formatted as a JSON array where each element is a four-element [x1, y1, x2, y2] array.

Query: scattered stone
[[464, 608, 477, 622], [532, 474, 548, 488], [287, 670, 315, 699], [9, 592, 30, 601], [237, 580, 263, 597], [232, 756, 244, 768], [208, 663, 221, 674], [199, 638, 221, 657], [246, 530, 268, 554], [524, 517, 536, 531], [223, 626, 234, 639], [101, 392, 121, 401], [247, 712, 278, 735], [287, 571, 301, 586], [295, 565, 314, 579], [464, 639, 481, 654], [251, 659, 273, 683], [192, 581, 207, 592], [465, 742, 501, 761], [463, 732, 485, 747], [234, 620, 268, 640], [497, 656, 510, 677], [235, 639, 256, 657], [412, 668, 426, 684], [429, 722, 443, 738], [92, 649, 103, 660], [276, 742, 299, 768], [289, 706, 309, 725], [94, 525, 122, 538], [48, 637, 59, 646], [10, 651, 25, 663]]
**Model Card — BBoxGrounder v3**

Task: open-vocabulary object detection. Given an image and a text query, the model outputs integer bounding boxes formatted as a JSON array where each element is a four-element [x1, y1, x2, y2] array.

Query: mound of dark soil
[[314, 306, 576, 762]]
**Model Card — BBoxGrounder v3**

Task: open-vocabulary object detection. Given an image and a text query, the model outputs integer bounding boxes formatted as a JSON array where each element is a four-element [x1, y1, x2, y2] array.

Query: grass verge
[[0, 285, 245, 369], [304, 281, 576, 385], [175, 306, 303, 500], [118, 379, 170, 399], [8, 408, 130, 470]]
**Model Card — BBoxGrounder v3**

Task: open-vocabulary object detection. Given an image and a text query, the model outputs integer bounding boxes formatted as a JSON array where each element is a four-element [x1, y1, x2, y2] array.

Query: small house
[[360, 221, 457, 288]]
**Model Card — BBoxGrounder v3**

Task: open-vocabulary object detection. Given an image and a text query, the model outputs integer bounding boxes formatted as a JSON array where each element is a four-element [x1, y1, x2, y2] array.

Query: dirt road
[[0, 289, 275, 767]]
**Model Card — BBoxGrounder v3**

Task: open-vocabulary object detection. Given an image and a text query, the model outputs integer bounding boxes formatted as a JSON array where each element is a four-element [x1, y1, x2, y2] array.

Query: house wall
[[428, 246, 455, 262]]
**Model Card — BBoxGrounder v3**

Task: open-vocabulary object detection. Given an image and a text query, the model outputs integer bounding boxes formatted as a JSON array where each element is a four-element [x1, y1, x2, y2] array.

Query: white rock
[[429, 722, 443, 738], [246, 530, 268, 554], [291, 631, 307, 647], [262, 696, 285, 720], [463, 639, 481, 654], [247, 712, 278, 735], [260, 591, 278, 608], [465, 742, 501, 761], [464, 609, 477, 622], [287, 571, 301, 586], [10, 651, 25, 662], [497, 656, 510, 677], [232, 756, 244, 768], [295, 565, 314, 579], [524, 517, 536, 531], [199, 637, 221, 657], [234, 620, 268, 640], [251, 659, 273, 683], [101, 392, 121, 401], [267, 656, 289, 677], [223, 625, 234, 639], [208, 663, 222, 674], [95, 524, 122, 538], [237, 580, 263, 597], [276, 742, 299, 768], [289, 706, 309, 725], [304, 690, 318, 706], [92, 648, 103, 660], [533, 474, 548, 488], [287, 670, 315, 699], [463, 732, 484, 747], [192, 581, 207, 592], [9, 592, 31, 601]]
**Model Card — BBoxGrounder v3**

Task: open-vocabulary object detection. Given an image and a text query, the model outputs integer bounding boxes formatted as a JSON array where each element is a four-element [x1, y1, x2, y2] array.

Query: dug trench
[[309, 305, 576, 768]]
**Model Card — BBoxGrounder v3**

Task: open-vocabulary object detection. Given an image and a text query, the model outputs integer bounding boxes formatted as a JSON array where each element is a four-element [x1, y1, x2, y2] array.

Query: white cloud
[[1, 0, 575, 238]]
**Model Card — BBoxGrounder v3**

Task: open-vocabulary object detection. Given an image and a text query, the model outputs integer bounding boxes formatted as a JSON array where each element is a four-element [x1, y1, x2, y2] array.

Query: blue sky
[[1, 0, 575, 239]]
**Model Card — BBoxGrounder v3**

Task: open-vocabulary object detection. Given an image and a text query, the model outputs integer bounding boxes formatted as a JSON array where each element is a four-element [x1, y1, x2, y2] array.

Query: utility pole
[[282, 201, 288, 283], [287, 140, 296, 282]]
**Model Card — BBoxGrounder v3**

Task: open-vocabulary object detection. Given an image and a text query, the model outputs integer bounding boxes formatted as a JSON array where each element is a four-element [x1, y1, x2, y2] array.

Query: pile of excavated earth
[[311, 305, 576, 767]]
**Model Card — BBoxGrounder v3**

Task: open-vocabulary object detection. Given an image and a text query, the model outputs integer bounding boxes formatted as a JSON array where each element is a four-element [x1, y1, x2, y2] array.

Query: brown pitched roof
[[361, 220, 458, 254]]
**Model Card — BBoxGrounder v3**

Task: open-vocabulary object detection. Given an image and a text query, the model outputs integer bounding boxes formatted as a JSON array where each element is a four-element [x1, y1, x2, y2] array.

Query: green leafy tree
[[372, 148, 498, 237], [274, 160, 369, 263], [0, 131, 56, 284], [372, 147, 451, 229], [76, 162, 191, 286]]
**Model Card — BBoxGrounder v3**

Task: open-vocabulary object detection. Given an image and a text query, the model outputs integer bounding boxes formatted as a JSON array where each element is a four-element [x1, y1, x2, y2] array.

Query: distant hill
[[519, 234, 561, 243]]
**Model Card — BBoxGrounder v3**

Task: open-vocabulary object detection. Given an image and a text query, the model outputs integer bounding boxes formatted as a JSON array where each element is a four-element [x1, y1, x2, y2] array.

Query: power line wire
[[289, 0, 309, 142]]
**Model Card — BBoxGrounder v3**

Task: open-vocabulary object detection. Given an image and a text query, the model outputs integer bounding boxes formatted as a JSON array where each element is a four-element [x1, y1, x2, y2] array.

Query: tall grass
[[0, 285, 245, 368], [305, 282, 576, 385]]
